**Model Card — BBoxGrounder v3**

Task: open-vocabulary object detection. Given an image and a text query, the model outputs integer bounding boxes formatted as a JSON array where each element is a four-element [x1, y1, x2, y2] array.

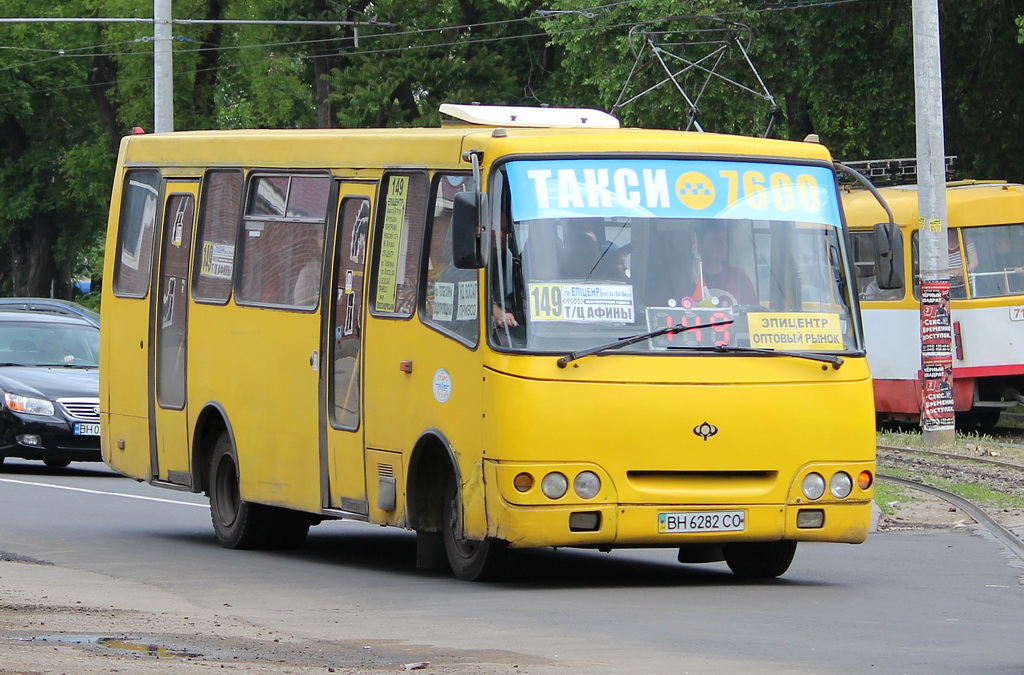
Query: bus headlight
[[541, 472, 568, 500], [573, 471, 601, 499], [801, 472, 826, 500], [4, 393, 54, 416], [830, 472, 853, 499]]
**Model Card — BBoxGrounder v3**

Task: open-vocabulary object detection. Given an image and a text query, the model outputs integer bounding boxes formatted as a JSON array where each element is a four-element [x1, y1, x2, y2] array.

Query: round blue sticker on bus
[[433, 368, 452, 403]]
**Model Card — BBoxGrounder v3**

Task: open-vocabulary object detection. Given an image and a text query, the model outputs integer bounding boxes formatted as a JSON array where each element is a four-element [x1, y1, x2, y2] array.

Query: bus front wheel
[[208, 431, 272, 549], [442, 474, 505, 581], [723, 540, 797, 579]]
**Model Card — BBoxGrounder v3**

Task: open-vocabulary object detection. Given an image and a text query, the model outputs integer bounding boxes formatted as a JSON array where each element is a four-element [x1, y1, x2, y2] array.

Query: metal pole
[[153, 0, 173, 133], [913, 0, 955, 447]]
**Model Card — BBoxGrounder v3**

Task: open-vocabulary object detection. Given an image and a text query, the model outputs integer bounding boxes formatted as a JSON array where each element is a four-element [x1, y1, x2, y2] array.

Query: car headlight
[[801, 472, 826, 500], [4, 393, 55, 416]]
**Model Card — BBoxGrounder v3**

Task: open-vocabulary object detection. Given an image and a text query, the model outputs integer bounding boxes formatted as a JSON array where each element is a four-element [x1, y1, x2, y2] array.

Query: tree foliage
[[1, 0, 1024, 301]]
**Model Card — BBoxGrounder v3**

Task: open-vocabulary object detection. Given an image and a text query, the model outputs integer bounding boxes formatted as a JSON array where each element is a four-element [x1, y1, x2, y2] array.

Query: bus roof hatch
[[439, 103, 620, 129]]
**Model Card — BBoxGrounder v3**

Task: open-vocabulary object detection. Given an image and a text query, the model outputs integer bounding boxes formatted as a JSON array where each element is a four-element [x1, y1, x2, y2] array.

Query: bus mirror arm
[[834, 161, 903, 290]]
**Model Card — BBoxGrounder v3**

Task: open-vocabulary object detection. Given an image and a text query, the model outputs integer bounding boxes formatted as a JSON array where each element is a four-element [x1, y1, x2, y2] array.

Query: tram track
[[877, 442, 1024, 562]]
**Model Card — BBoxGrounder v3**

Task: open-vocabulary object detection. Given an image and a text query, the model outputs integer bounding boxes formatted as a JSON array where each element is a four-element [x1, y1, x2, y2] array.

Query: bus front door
[[152, 180, 199, 486], [322, 186, 373, 515]]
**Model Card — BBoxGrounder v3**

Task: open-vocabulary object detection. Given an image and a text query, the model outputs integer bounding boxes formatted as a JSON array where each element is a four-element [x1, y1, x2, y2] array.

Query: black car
[[0, 311, 100, 468]]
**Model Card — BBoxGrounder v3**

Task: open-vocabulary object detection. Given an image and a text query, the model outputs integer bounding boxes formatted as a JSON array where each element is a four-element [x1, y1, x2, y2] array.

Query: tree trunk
[[88, 50, 122, 153], [10, 212, 60, 298]]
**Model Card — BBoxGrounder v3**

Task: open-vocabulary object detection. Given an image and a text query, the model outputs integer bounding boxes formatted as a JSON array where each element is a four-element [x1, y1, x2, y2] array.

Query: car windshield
[[0, 321, 100, 367], [489, 157, 860, 355]]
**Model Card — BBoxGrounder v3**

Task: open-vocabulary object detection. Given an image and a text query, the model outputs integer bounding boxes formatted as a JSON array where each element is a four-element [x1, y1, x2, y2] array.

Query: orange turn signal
[[513, 472, 534, 492], [857, 470, 873, 490]]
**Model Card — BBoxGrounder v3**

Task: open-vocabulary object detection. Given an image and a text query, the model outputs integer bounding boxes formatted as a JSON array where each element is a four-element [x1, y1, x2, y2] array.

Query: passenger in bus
[[593, 242, 630, 282], [695, 226, 757, 305]]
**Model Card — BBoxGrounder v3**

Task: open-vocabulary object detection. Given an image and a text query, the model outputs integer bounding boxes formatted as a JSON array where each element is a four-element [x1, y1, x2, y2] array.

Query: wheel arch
[[191, 402, 235, 495], [406, 429, 459, 533]]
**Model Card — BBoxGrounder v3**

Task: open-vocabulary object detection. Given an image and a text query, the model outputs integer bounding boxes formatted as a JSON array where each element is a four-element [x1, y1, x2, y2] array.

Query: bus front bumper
[[488, 500, 873, 549]]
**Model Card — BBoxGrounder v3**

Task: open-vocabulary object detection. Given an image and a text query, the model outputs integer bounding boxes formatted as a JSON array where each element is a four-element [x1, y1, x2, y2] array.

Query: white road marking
[[0, 477, 208, 508]]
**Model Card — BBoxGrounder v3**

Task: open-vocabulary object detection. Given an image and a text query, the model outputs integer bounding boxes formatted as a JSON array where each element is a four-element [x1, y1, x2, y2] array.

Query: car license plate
[[74, 422, 100, 436], [658, 510, 746, 533]]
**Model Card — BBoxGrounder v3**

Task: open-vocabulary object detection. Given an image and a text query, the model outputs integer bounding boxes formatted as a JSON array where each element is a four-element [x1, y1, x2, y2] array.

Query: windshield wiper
[[667, 344, 845, 369], [556, 320, 734, 368]]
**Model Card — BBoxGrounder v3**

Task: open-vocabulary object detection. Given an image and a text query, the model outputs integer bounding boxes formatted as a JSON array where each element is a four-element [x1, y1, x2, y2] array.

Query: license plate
[[658, 510, 746, 533], [74, 422, 100, 436]]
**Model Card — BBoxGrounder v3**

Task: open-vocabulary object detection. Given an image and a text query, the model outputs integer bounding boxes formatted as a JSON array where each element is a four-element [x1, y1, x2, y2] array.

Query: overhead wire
[[0, 0, 879, 102]]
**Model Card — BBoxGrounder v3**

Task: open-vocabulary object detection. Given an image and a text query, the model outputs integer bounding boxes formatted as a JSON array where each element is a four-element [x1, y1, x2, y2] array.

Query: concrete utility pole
[[912, 0, 955, 447], [154, 0, 173, 133]]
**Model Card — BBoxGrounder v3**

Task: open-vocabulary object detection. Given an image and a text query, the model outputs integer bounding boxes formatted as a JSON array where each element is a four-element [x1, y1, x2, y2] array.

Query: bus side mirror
[[453, 191, 488, 269], [873, 222, 904, 289]]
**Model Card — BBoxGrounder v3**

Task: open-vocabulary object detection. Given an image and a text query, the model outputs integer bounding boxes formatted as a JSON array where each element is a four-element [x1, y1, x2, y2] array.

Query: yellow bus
[[100, 104, 876, 581]]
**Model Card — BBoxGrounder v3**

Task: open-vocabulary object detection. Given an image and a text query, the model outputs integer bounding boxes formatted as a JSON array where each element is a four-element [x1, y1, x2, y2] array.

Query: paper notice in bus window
[[432, 282, 455, 321], [200, 242, 234, 279], [747, 312, 843, 349], [528, 283, 634, 323], [456, 281, 478, 320], [375, 176, 409, 313]]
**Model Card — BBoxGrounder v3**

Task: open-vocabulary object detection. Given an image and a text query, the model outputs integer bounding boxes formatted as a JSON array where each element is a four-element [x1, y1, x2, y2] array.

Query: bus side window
[[370, 172, 428, 318], [236, 173, 331, 309], [113, 169, 161, 298], [193, 170, 243, 304], [422, 174, 478, 346]]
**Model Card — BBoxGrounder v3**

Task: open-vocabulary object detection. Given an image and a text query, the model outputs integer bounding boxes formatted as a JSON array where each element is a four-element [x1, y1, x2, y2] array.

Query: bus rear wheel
[[208, 431, 274, 549], [442, 473, 505, 581], [723, 540, 797, 579]]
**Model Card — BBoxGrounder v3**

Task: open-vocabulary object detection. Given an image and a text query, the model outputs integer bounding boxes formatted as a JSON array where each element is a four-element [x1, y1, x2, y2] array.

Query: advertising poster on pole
[[920, 279, 954, 430]]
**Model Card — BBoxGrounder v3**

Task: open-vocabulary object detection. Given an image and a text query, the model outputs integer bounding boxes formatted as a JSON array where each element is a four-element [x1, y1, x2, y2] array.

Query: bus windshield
[[490, 158, 858, 354]]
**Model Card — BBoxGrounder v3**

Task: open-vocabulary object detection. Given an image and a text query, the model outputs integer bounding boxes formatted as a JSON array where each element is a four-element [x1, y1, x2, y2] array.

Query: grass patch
[[873, 480, 915, 516], [924, 476, 1024, 510]]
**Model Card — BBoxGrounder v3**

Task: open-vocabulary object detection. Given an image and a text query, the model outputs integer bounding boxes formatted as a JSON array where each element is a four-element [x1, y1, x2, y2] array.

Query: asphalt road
[[1, 458, 1023, 674]]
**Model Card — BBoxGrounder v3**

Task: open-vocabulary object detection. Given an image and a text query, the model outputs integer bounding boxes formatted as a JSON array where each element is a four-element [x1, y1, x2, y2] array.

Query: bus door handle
[[399, 360, 413, 373], [310, 350, 319, 371]]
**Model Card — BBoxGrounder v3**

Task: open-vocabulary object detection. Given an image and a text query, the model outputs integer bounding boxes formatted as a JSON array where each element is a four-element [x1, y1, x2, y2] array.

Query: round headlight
[[573, 471, 601, 499], [541, 472, 568, 500], [802, 472, 826, 500], [830, 472, 853, 499]]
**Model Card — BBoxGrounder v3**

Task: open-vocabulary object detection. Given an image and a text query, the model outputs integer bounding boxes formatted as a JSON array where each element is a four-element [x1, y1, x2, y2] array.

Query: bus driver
[[695, 225, 757, 305]]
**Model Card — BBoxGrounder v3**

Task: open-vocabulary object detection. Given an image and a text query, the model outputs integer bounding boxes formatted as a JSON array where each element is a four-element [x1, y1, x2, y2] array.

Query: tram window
[[964, 225, 1024, 298]]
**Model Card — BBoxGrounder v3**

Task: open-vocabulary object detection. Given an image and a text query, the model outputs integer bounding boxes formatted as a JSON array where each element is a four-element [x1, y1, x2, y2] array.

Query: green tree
[[0, 2, 114, 298]]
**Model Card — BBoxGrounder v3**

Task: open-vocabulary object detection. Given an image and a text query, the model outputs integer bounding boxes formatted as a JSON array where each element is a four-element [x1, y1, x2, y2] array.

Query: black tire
[[208, 431, 273, 549], [43, 458, 71, 469], [442, 472, 505, 581], [724, 540, 797, 579]]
